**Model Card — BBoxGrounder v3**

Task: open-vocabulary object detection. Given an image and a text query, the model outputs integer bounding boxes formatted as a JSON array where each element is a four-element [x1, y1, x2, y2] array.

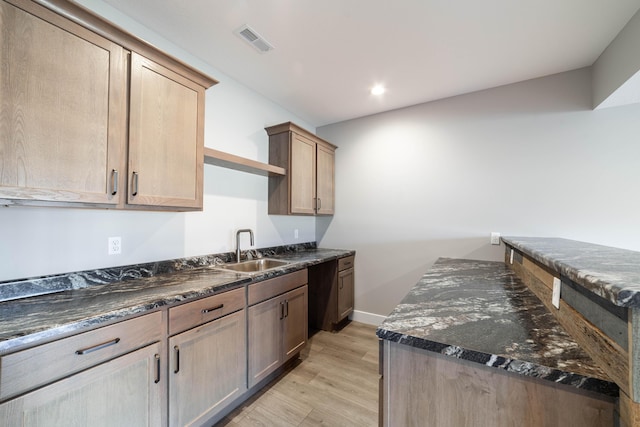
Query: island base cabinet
[[169, 309, 246, 427], [381, 340, 615, 427], [248, 285, 308, 388], [0, 342, 163, 427]]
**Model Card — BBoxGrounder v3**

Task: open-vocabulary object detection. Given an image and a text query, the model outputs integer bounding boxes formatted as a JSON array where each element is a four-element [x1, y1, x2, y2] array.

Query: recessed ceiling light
[[371, 85, 385, 95]]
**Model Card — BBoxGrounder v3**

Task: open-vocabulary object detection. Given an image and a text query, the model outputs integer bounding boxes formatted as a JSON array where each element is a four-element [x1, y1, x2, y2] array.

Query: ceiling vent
[[235, 25, 274, 54]]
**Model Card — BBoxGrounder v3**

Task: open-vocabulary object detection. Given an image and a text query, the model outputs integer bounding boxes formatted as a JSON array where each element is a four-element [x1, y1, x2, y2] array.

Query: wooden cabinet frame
[[0, 0, 217, 211], [266, 122, 336, 216]]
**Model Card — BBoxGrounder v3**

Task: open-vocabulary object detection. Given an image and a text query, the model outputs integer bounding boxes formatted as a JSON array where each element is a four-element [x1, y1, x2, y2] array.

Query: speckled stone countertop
[[376, 258, 618, 397], [0, 244, 354, 354], [502, 236, 640, 308]]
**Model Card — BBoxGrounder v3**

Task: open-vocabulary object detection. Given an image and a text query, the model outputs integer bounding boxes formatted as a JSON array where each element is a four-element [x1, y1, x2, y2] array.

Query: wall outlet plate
[[490, 232, 501, 245], [552, 277, 561, 309], [108, 237, 122, 255]]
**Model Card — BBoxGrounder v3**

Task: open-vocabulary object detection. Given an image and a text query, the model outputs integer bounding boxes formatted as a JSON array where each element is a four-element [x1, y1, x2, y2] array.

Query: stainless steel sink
[[216, 258, 290, 273]]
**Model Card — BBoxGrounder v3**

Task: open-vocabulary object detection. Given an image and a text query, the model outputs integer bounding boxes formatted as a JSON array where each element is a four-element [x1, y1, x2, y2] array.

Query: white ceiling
[[100, 0, 640, 127]]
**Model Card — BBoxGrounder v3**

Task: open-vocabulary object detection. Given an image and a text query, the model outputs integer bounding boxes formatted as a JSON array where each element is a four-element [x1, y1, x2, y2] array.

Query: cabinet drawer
[[248, 269, 308, 306], [338, 256, 355, 271], [0, 311, 162, 401], [169, 287, 245, 335]]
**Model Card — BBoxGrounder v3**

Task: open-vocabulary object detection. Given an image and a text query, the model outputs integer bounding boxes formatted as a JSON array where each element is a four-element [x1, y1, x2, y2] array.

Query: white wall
[[0, 0, 315, 282], [318, 67, 640, 319], [593, 8, 640, 108]]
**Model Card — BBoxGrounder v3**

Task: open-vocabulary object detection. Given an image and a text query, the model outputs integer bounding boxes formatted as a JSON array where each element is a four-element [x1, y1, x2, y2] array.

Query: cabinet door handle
[[317, 198, 321, 210], [75, 337, 120, 355], [132, 171, 139, 196], [174, 346, 180, 374], [201, 304, 224, 314], [280, 301, 285, 320], [154, 354, 161, 384], [111, 169, 118, 196], [284, 300, 289, 318]]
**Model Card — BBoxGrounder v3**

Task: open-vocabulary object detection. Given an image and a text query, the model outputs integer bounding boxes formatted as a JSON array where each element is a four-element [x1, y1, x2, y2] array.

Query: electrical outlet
[[490, 232, 501, 245], [294, 229, 299, 239], [108, 237, 121, 255]]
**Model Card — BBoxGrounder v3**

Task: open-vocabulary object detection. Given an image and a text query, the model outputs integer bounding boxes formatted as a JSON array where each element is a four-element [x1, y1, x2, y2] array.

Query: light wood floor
[[217, 321, 380, 426]]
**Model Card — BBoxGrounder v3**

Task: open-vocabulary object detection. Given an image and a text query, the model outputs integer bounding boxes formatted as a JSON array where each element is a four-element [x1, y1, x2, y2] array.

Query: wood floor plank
[[216, 322, 379, 426]]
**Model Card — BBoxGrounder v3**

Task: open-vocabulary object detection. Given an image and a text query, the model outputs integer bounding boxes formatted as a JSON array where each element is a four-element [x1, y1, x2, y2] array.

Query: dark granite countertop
[[502, 236, 640, 308], [0, 245, 353, 354], [376, 258, 618, 397]]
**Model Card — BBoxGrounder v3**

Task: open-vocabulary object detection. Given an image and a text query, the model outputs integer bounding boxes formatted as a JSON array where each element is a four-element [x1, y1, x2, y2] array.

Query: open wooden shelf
[[203, 147, 285, 177]]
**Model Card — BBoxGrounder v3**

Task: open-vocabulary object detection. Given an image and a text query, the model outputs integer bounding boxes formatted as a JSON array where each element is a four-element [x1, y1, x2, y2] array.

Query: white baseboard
[[350, 310, 386, 326]]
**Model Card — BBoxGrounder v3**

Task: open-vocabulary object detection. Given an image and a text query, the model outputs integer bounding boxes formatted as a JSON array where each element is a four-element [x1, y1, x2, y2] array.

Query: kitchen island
[[377, 257, 618, 426]]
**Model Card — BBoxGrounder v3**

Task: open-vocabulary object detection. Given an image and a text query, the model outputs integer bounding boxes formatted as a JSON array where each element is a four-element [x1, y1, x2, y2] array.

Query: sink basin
[[216, 258, 290, 273]]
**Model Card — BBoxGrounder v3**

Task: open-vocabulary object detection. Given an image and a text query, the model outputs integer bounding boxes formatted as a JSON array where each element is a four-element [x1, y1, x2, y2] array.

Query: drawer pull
[[111, 169, 118, 196], [132, 171, 139, 196], [154, 354, 161, 384], [201, 304, 224, 314], [174, 345, 180, 374], [343, 261, 352, 267], [75, 338, 120, 355]]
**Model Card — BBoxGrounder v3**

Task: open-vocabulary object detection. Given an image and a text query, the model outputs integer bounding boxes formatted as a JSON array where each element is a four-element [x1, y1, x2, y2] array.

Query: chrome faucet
[[235, 229, 254, 262]]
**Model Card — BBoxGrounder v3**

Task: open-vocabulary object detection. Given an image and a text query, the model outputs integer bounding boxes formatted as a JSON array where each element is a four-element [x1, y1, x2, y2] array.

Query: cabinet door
[[337, 268, 355, 321], [248, 295, 283, 388], [282, 285, 308, 361], [0, 0, 126, 205], [289, 133, 316, 214], [0, 342, 162, 427], [128, 53, 204, 209], [169, 310, 246, 427], [316, 144, 335, 215]]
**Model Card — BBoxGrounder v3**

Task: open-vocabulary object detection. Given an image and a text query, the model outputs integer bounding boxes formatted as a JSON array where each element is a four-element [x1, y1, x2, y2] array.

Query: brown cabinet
[[0, 312, 164, 427], [168, 289, 246, 427], [247, 270, 308, 388], [309, 255, 355, 331], [0, 0, 127, 206], [266, 122, 336, 215], [127, 53, 205, 210], [337, 257, 355, 320], [0, 0, 216, 211]]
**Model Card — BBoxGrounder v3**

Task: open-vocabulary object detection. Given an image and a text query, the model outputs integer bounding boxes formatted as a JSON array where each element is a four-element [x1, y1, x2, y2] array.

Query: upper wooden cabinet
[[128, 53, 204, 209], [0, 0, 216, 211], [0, 0, 127, 206], [266, 122, 336, 215]]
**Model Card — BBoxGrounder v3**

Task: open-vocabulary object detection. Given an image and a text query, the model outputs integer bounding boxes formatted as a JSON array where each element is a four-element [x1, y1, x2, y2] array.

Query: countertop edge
[[376, 328, 619, 398], [501, 237, 639, 308]]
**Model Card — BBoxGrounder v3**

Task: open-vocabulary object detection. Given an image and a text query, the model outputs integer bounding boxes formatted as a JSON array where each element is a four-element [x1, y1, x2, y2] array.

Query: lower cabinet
[[247, 271, 308, 388], [309, 255, 355, 331], [337, 262, 355, 320], [168, 309, 246, 427], [167, 287, 246, 427], [0, 270, 312, 427], [0, 342, 163, 427]]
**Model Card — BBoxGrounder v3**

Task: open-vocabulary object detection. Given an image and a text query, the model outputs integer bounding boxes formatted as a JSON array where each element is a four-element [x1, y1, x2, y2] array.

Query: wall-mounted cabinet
[[265, 122, 336, 215], [128, 53, 205, 209], [0, 0, 216, 211]]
